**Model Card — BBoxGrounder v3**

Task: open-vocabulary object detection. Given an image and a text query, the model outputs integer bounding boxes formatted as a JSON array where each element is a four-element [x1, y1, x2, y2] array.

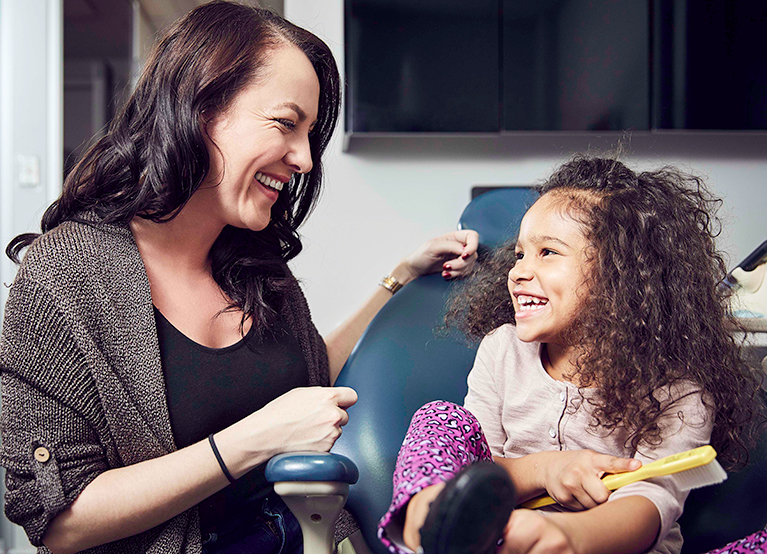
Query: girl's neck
[[542, 342, 581, 385]]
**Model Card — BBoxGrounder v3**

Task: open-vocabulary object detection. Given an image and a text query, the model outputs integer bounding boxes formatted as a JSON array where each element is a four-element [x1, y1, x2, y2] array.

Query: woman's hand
[[539, 450, 641, 510], [501, 510, 575, 554], [217, 386, 358, 478], [398, 229, 479, 282], [258, 386, 358, 451], [326, 229, 479, 383]]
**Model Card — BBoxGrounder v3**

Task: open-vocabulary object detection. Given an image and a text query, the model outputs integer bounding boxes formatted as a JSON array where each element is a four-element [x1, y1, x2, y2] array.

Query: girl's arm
[[325, 230, 478, 384], [502, 496, 660, 554], [494, 450, 641, 508], [42, 386, 357, 554]]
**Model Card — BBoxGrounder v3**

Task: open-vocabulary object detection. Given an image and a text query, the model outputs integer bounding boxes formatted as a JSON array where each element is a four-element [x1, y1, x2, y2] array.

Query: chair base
[[274, 481, 350, 554]]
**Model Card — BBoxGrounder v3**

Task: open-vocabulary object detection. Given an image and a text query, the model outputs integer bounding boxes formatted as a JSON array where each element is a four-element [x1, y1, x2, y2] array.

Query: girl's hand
[[540, 450, 641, 511], [402, 483, 446, 551], [501, 509, 575, 554], [399, 230, 479, 282]]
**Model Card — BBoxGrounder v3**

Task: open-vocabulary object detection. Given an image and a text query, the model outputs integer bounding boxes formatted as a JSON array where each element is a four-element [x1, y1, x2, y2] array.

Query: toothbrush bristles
[[674, 459, 727, 491]]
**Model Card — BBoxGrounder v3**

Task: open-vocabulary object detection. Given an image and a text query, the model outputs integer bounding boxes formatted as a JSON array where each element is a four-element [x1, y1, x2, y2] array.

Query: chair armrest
[[265, 452, 359, 484], [265, 453, 360, 554]]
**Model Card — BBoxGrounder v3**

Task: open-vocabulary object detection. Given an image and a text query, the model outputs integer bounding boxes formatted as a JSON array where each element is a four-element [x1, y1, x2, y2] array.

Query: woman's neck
[[129, 199, 224, 275]]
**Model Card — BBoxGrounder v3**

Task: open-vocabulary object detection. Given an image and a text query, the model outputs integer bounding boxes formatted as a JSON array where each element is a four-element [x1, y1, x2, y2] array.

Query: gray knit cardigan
[[0, 217, 333, 553]]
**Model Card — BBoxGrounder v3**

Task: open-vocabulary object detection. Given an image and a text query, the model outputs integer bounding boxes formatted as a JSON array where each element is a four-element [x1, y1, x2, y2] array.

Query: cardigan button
[[34, 447, 50, 463]]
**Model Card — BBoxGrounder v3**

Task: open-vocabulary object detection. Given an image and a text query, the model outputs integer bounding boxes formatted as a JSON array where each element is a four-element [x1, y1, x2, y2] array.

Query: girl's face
[[199, 44, 320, 232], [507, 193, 592, 347]]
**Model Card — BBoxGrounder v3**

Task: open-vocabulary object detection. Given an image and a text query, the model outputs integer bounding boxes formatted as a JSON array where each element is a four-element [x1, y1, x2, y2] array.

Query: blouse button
[[548, 427, 557, 439], [560, 391, 566, 402], [34, 447, 50, 463]]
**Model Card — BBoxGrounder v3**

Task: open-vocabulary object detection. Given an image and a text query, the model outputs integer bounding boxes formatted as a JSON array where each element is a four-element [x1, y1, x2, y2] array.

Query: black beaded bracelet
[[208, 433, 236, 484]]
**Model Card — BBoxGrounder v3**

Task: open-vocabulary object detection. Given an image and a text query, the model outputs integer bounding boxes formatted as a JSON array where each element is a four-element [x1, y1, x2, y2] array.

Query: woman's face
[[507, 193, 592, 347], [200, 44, 320, 232]]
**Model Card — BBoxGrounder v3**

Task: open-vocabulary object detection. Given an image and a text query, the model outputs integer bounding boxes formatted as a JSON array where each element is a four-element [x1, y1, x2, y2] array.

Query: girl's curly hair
[[447, 154, 765, 468]]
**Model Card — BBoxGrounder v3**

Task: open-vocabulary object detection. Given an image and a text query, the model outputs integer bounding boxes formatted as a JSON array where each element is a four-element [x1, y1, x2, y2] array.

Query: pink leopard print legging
[[375, 400, 767, 554], [704, 531, 767, 554], [377, 400, 492, 553]]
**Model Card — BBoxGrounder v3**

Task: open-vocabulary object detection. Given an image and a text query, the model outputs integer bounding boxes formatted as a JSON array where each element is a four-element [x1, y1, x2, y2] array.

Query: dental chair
[[265, 187, 535, 554]]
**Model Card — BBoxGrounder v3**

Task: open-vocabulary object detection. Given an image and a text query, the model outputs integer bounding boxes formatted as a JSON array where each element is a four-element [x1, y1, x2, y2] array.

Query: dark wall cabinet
[[346, 0, 500, 132], [345, 0, 767, 134], [655, 0, 767, 130]]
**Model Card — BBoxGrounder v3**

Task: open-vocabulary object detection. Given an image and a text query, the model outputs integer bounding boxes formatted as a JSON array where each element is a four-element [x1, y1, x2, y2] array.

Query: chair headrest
[[458, 187, 538, 250]]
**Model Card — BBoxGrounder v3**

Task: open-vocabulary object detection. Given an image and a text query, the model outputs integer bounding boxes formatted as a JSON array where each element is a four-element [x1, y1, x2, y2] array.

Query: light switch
[[17, 154, 40, 187]]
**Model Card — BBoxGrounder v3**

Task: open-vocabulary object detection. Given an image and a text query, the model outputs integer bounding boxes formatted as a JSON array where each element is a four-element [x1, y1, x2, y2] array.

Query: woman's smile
[[255, 171, 286, 192], [198, 44, 320, 233]]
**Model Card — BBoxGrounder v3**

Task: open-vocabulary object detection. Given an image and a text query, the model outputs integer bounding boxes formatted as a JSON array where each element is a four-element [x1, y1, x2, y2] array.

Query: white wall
[[0, 0, 63, 324], [285, 0, 767, 336], [0, 0, 62, 550]]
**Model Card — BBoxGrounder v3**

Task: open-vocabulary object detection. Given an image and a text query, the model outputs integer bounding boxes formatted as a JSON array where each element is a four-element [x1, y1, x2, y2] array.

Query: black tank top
[[154, 307, 309, 535]]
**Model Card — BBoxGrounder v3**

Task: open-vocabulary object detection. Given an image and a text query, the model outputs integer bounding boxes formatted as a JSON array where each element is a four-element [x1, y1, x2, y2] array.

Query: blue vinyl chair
[[330, 188, 535, 553], [266, 187, 535, 554]]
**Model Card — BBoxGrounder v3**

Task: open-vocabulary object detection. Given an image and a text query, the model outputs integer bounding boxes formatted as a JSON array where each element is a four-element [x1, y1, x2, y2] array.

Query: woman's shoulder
[[18, 215, 135, 281]]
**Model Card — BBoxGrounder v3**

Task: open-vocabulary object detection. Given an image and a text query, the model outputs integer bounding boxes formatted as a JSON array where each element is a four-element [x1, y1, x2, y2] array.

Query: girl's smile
[[508, 193, 592, 348]]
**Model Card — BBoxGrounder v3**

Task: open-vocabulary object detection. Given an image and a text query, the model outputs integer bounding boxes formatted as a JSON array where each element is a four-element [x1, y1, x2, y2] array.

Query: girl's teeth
[[517, 295, 548, 311], [255, 172, 284, 191]]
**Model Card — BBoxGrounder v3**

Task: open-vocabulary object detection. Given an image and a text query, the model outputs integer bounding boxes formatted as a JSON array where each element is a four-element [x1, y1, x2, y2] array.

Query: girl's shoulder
[[480, 324, 540, 363], [483, 322, 518, 341]]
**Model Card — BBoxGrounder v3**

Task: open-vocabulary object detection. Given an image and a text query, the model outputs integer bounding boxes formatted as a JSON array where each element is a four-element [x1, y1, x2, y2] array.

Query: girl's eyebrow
[[527, 234, 571, 248]]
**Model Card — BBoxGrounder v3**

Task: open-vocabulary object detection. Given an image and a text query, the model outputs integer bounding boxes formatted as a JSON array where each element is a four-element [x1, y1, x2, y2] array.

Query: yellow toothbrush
[[520, 445, 727, 509]]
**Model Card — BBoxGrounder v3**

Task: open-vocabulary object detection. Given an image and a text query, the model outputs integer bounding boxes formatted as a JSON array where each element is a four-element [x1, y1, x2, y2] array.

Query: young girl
[[378, 155, 764, 554]]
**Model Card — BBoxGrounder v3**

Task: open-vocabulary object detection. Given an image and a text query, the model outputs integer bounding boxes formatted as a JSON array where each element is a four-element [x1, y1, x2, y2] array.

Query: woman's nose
[[285, 133, 313, 175]]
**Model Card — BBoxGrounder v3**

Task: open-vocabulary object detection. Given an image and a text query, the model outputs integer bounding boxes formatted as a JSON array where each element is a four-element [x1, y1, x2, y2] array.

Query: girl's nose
[[508, 260, 531, 282]]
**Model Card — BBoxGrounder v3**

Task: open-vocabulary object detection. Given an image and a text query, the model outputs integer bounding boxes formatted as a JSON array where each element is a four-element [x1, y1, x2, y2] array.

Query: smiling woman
[[0, 2, 479, 553], [197, 45, 320, 235]]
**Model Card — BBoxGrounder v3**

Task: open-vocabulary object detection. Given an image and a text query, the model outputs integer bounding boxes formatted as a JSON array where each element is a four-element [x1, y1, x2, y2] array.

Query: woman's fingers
[[403, 229, 480, 280], [456, 229, 479, 258], [332, 386, 358, 409], [254, 387, 358, 453]]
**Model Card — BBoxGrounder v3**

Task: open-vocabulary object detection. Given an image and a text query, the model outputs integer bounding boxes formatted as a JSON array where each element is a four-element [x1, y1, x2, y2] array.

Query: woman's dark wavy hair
[[447, 154, 765, 468], [6, 0, 341, 330]]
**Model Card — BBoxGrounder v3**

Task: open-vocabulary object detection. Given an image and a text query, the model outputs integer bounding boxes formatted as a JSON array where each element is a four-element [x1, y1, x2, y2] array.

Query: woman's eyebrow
[[277, 102, 308, 121]]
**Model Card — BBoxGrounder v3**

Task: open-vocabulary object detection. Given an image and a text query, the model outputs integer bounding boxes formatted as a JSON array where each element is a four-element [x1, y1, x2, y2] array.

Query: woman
[[0, 2, 477, 553]]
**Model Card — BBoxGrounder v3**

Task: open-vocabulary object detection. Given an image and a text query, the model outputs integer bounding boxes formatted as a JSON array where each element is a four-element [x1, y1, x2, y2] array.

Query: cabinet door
[[655, 0, 767, 130], [345, 0, 500, 133], [502, 0, 650, 131]]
